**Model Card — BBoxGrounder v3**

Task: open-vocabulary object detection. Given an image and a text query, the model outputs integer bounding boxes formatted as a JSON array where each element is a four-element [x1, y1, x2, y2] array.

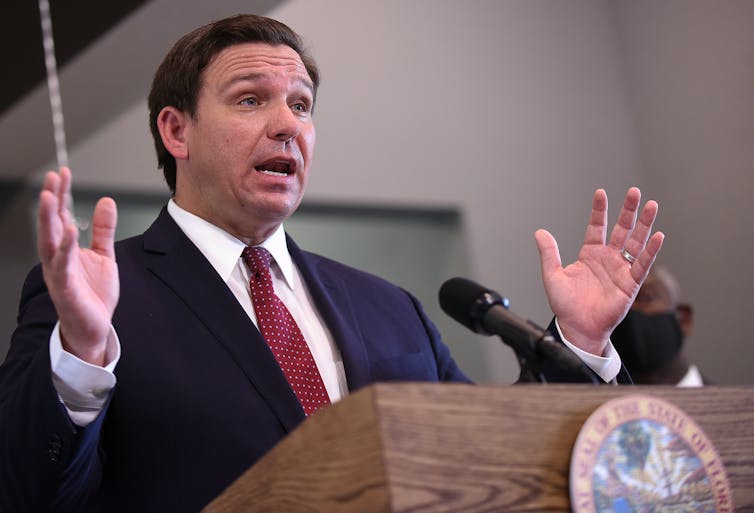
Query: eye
[[239, 97, 258, 107], [291, 101, 310, 113]]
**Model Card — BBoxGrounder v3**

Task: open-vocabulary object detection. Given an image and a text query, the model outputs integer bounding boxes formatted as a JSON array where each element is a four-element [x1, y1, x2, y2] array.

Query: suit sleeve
[[0, 265, 107, 512], [403, 289, 473, 384]]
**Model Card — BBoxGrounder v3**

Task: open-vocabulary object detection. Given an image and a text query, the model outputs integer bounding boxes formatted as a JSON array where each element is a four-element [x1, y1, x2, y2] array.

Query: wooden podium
[[202, 384, 754, 513]]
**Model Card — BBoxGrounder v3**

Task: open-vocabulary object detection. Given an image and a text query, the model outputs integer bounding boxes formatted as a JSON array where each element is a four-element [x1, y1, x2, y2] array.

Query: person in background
[[611, 265, 705, 386]]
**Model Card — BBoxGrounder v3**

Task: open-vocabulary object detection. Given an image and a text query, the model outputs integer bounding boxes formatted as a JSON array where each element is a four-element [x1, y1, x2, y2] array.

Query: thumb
[[90, 197, 117, 258], [534, 229, 562, 277]]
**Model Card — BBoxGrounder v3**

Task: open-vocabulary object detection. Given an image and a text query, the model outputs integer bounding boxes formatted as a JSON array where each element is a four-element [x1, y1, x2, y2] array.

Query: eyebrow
[[220, 72, 314, 96]]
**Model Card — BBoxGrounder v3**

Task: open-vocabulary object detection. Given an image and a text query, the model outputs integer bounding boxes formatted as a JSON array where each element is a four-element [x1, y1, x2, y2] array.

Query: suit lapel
[[141, 209, 305, 431], [287, 236, 374, 391]]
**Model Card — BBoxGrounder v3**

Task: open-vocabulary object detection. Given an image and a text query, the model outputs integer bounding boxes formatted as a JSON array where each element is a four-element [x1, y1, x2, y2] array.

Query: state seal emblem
[[570, 394, 734, 513]]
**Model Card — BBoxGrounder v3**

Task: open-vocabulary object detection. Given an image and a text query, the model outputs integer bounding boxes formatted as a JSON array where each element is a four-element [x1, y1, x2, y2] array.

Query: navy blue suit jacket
[[0, 208, 471, 512]]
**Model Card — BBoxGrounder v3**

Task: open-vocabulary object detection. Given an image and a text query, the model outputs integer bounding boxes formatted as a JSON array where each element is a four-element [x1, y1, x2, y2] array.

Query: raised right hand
[[37, 167, 119, 366]]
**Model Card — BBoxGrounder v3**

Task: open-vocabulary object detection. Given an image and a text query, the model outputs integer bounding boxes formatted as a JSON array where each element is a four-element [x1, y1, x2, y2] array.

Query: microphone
[[438, 277, 587, 377]]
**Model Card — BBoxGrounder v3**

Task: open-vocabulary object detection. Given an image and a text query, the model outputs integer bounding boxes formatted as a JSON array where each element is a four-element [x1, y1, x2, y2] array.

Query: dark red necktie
[[242, 246, 330, 416]]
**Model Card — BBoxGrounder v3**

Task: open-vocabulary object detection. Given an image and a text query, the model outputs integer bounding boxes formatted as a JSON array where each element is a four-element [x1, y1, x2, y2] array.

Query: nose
[[268, 102, 300, 143]]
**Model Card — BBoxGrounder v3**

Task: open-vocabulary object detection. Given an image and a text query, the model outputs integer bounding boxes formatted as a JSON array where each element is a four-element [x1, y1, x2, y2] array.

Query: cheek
[[301, 128, 316, 159]]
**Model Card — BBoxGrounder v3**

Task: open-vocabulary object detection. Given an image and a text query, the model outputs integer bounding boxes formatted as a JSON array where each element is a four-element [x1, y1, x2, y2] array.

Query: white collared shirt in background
[[677, 364, 704, 387]]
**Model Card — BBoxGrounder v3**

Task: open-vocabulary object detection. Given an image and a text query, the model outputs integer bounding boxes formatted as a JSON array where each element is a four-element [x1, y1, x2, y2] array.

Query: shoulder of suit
[[299, 249, 410, 294]]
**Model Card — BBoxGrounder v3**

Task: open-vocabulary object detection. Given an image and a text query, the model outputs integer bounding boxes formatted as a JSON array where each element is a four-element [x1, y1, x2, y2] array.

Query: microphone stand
[[467, 291, 549, 383], [511, 334, 549, 384]]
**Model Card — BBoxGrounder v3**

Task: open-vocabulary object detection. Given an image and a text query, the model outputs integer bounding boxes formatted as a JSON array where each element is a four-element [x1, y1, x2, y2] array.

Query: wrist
[[555, 319, 608, 356], [60, 328, 108, 367]]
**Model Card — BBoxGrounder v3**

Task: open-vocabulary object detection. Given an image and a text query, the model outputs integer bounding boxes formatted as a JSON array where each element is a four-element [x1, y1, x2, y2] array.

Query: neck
[[171, 197, 281, 246]]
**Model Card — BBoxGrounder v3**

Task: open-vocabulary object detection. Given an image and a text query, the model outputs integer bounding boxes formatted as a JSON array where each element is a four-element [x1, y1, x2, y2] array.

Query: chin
[[253, 202, 298, 224]]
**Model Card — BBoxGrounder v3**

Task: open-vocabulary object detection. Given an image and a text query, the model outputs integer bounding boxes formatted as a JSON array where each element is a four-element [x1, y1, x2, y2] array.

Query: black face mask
[[611, 310, 684, 374]]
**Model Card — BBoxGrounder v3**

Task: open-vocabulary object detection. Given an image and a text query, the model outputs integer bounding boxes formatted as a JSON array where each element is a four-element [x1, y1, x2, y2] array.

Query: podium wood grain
[[202, 384, 754, 513]]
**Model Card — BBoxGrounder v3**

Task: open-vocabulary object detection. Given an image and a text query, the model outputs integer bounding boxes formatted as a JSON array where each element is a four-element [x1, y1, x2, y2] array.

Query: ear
[[676, 303, 694, 338], [157, 106, 190, 161]]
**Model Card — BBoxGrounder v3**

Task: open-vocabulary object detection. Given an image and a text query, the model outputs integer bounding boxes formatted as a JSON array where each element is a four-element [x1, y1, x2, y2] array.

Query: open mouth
[[255, 160, 293, 177]]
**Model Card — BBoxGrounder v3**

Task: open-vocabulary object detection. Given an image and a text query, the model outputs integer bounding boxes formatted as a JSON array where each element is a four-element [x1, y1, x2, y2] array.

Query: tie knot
[[242, 246, 273, 274]]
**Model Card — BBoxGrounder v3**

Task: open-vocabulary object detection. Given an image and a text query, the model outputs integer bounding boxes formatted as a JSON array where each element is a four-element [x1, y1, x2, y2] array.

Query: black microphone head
[[438, 277, 508, 334]]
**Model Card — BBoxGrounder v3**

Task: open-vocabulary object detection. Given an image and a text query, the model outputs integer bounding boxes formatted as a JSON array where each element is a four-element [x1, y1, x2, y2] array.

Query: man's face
[[174, 42, 316, 243]]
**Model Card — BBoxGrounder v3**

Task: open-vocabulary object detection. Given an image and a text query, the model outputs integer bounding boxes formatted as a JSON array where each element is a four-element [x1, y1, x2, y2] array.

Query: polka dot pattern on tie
[[242, 246, 330, 416]]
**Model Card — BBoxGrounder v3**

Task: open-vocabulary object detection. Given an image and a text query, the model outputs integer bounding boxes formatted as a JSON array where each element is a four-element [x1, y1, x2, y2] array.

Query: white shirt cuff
[[554, 318, 622, 382], [49, 323, 120, 426]]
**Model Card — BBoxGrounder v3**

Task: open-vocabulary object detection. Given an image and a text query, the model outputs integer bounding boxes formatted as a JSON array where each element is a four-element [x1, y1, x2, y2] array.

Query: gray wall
[[1, 0, 752, 383], [611, 0, 754, 383]]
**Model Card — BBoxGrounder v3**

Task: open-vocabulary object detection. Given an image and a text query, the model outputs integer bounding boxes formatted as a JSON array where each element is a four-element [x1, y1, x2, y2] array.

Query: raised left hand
[[37, 167, 119, 366], [534, 187, 664, 356]]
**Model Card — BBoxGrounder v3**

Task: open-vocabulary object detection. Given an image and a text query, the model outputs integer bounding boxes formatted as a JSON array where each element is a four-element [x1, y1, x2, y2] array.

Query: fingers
[[37, 167, 80, 266], [50, 167, 74, 225], [58, 167, 72, 215], [631, 231, 665, 284], [37, 170, 65, 263], [37, 193, 55, 263], [54, 220, 81, 281], [90, 197, 117, 258], [534, 228, 562, 277], [607, 187, 641, 250], [622, 199, 659, 261], [605, 187, 662, 284], [583, 189, 608, 245]]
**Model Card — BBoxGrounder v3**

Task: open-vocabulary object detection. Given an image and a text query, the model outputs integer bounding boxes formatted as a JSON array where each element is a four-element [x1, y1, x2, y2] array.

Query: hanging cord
[[38, 0, 89, 230], [39, 0, 67, 169]]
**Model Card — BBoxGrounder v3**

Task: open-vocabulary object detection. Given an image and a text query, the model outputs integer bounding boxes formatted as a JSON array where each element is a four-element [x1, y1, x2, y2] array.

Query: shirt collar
[[677, 364, 704, 387], [166, 199, 296, 290], [256, 222, 296, 291]]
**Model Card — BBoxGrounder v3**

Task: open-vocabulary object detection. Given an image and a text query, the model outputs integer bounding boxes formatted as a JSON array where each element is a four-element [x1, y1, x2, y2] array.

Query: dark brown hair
[[147, 14, 320, 193]]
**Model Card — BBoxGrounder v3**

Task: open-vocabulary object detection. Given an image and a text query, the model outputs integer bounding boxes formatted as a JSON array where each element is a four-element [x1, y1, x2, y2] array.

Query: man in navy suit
[[0, 14, 663, 513]]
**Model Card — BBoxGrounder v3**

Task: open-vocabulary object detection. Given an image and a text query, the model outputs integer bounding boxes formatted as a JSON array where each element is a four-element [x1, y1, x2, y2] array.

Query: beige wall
[[2, 0, 752, 383]]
